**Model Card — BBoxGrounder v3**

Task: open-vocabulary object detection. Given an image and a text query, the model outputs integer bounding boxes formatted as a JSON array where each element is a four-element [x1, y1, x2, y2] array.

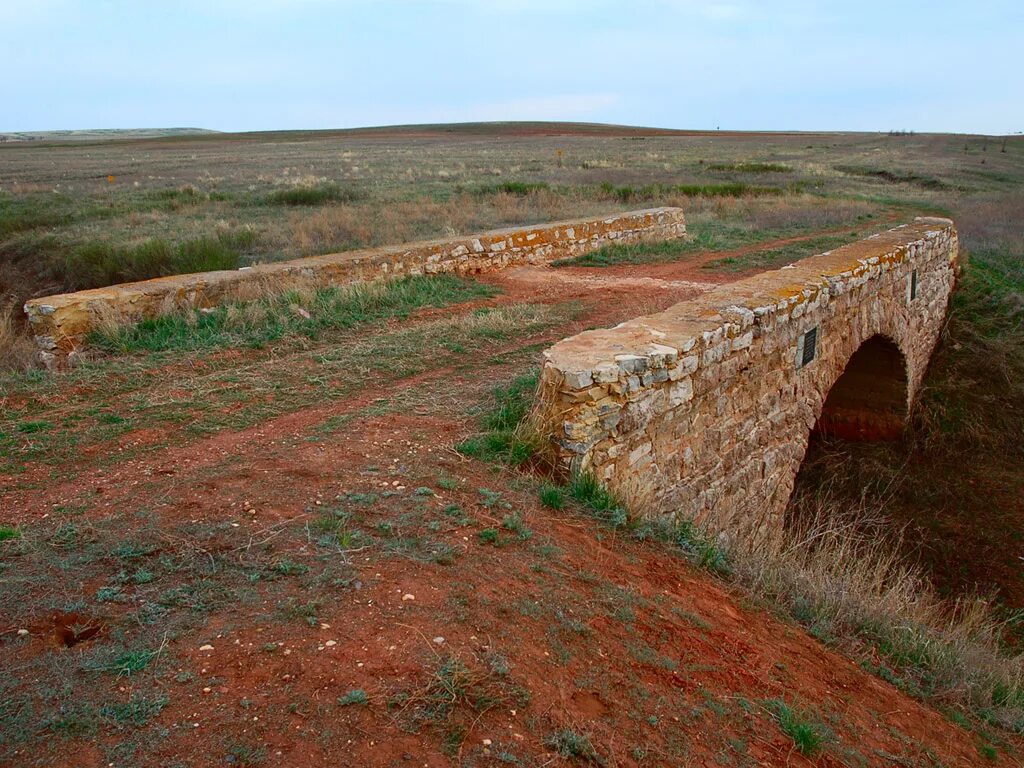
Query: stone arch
[[815, 334, 909, 442]]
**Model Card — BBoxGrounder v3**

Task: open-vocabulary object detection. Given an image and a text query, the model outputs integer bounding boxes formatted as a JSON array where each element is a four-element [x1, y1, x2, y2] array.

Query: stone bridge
[[537, 218, 959, 535]]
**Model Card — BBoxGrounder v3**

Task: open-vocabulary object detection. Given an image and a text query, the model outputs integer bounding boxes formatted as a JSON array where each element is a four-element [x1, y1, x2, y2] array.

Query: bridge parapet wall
[[538, 218, 958, 535], [25, 207, 685, 359]]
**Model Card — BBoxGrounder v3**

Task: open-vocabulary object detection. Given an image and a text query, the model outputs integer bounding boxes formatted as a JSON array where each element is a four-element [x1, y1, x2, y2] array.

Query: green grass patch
[[60, 232, 248, 290], [266, 182, 365, 206], [478, 527, 500, 545], [0, 526, 20, 541], [90, 274, 498, 355], [456, 370, 541, 466], [835, 165, 951, 190], [17, 420, 53, 433], [567, 473, 628, 528], [538, 483, 566, 510], [707, 161, 791, 173], [0, 192, 75, 237], [479, 181, 551, 196], [763, 700, 829, 756], [701, 232, 859, 273], [600, 181, 787, 204]]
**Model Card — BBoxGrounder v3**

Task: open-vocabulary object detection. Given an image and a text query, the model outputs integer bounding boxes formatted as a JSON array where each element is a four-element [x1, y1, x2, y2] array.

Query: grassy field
[[2, 125, 1013, 302], [1, 123, 1023, 766]]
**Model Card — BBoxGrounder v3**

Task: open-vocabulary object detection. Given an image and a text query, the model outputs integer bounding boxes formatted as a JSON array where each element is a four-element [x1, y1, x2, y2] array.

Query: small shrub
[[478, 528, 500, 545], [224, 743, 267, 766], [99, 694, 168, 728], [707, 161, 791, 173], [337, 689, 369, 707], [546, 729, 598, 760], [502, 512, 532, 540]]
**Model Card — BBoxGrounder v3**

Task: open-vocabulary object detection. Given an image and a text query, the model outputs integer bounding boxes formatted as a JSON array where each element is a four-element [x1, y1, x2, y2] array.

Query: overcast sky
[[2, 0, 1021, 134]]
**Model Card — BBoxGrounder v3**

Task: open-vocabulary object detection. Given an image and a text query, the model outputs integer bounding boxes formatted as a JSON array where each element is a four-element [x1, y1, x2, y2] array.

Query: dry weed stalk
[[0, 304, 37, 372]]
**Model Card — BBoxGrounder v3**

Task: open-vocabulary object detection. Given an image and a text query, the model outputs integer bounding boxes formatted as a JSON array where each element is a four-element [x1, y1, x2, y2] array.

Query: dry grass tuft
[[680, 495, 1024, 729], [88, 301, 135, 339], [0, 304, 36, 372]]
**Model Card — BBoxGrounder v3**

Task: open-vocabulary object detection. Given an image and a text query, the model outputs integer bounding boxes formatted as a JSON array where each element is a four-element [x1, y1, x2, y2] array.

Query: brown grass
[[684, 494, 1024, 729], [286, 189, 590, 257], [0, 304, 37, 372]]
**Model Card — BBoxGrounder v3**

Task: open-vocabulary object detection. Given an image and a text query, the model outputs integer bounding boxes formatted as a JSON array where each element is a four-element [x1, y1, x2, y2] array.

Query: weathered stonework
[[537, 218, 958, 535], [25, 207, 686, 355]]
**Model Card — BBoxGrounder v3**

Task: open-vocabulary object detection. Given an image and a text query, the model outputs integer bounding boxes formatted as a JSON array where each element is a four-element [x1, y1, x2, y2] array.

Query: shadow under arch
[[785, 334, 910, 532], [816, 334, 909, 442]]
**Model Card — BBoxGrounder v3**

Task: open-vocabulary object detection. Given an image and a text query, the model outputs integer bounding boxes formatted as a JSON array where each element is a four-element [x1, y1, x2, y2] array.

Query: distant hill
[[0, 127, 219, 143]]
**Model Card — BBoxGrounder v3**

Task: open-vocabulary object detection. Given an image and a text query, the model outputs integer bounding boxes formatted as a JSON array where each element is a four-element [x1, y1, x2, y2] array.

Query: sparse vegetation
[[599, 180, 787, 203], [835, 164, 951, 190], [763, 699, 828, 755], [655, 500, 1024, 730], [479, 181, 550, 196], [546, 729, 598, 761], [337, 689, 369, 707], [90, 274, 498, 354]]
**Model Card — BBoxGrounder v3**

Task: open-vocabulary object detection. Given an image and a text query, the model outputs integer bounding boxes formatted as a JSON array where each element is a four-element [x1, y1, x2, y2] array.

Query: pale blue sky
[[2, 0, 1021, 134]]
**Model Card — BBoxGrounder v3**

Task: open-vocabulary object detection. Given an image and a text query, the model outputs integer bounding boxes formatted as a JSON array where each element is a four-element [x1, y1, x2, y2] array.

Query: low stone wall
[[537, 218, 958, 536], [24, 207, 686, 356]]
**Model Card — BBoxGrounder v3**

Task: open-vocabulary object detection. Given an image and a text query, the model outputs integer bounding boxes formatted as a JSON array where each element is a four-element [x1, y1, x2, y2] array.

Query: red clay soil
[[2, 400, 1011, 767], [0, 244, 1016, 767]]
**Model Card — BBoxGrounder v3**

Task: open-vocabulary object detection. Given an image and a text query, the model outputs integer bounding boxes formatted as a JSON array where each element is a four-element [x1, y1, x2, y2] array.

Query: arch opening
[[815, 334, 908, 442], [785, 335, 910, 534]]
